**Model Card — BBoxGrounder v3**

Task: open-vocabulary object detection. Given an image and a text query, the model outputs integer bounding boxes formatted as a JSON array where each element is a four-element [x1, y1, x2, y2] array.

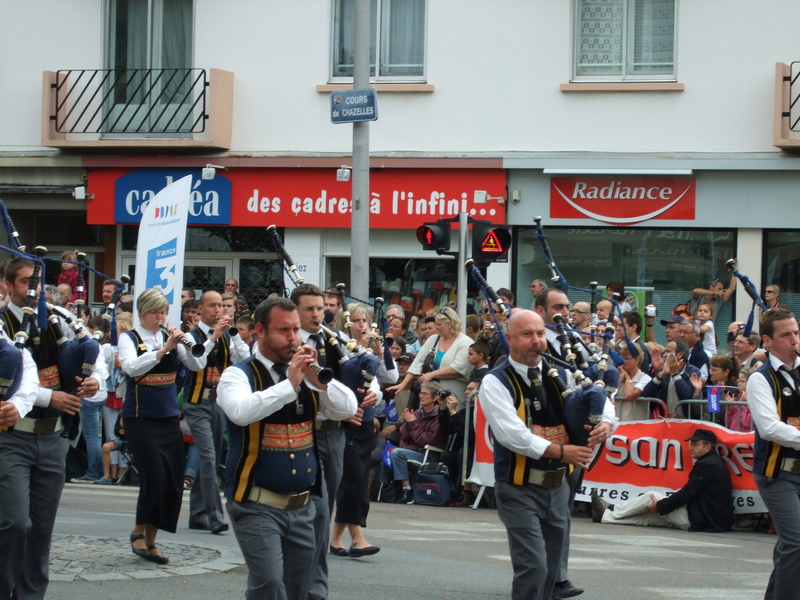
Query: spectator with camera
[[387, 381, 447, 504]]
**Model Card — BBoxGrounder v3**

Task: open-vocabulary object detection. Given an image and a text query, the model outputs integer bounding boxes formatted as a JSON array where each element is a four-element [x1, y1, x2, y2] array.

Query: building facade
[[2, 0, 799, 339]]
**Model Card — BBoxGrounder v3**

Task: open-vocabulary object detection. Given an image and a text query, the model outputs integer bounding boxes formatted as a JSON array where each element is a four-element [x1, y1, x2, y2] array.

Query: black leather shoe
[[130, 533, 150, 558], [348, 545, 380, 558], [552, 580, 584, 599], [329, 544, 349, 557], [210, 522, 229, 535], [188, 521, 210, 530], [145, 545, 169, 565]]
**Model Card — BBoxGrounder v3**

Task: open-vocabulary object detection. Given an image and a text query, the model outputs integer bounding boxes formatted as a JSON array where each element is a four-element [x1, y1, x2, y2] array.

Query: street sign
[[330, 88, 378, 124]]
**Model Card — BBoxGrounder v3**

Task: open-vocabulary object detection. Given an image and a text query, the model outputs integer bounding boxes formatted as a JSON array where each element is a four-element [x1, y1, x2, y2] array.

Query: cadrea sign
[[87, 168, 506, 228], [550, 176, 696, 225]]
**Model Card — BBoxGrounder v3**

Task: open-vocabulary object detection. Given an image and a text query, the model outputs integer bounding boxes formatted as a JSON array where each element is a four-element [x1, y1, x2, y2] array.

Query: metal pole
[[457, 212, 468, 324], [350, 0, 370, 302]]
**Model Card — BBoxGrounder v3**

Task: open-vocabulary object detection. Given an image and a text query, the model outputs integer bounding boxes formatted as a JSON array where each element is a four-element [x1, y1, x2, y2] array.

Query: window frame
[[329, 0, 428, 84], [571, 0, 679, 83]]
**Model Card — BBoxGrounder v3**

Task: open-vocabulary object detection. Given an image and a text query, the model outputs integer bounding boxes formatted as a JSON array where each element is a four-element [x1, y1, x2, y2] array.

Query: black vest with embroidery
[[490, 359, 570, 485], [2, 308, 62, 419], [121, 330, 180, 419], [183, 327, 231, 403], [753, 361, 800, 478], [225, 356, 321, 502]]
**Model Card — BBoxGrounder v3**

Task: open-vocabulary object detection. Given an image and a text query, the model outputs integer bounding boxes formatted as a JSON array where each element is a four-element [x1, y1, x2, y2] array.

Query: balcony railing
[[53, 68, 207, 134], [42, 68, 233, 150]]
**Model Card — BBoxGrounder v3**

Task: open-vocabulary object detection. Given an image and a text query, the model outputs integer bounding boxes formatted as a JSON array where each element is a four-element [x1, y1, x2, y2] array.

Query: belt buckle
[[542, 470, 555, 488], [286, 493, 305, 510], [33, 419, 47, 434], [790, 459, 800, 475]]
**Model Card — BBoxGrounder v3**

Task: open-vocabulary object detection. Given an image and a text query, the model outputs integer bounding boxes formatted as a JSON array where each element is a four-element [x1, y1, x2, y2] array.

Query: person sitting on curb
[[591, 428, 733, 532]]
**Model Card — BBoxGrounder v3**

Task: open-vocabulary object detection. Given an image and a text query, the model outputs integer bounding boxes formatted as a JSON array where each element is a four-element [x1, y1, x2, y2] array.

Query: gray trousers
[[0, 430, 68, 600], [185, 399, 226, 528], [755, 471, 800, 600], [556, 466, 582, 583], [228, 498, 317, 600], [495, 479, 570, 600], [308, 426, 345, 600]]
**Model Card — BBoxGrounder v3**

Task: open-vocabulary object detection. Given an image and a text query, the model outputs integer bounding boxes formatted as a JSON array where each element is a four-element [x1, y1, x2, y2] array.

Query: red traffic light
[[416, 222, 451, 253], [472, 223, 511, 264]]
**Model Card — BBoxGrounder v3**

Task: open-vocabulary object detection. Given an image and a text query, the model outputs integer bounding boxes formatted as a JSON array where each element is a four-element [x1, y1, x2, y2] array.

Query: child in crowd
[[467, 340, 490, 378], [58, 249, 79, 304], [726, 367, 753, 432], [696, 302, 717, 358]]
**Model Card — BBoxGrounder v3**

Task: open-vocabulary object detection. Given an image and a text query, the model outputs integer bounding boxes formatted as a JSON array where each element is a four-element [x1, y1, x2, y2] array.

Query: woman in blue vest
[[119, 288, 208, 564]]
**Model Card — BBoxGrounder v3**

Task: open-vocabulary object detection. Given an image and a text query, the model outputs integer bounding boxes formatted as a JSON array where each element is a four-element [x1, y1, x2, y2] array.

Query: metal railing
[[51, 68, 208, 134], [618, 396, 753, 432]]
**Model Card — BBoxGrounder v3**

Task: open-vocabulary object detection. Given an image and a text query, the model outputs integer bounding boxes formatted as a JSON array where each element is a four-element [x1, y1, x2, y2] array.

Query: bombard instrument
[[216, 315, 239, 336], [267, 225, 304, 287], [367, 296, 385, 351], [291, 345, 334, 384], [159, 325, 205, 357]]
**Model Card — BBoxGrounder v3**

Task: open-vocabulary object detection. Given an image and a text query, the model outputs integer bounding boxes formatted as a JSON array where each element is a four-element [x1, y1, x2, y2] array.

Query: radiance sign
[[550, 176, 696, 225], [88, 168, 506, 228]]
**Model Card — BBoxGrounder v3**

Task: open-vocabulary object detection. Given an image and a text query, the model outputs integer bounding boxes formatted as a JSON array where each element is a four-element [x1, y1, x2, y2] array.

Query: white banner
[[133, 176, 192, 328]]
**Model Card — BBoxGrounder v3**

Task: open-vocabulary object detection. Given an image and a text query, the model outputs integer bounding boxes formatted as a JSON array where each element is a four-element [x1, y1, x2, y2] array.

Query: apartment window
[[574, 0, 675, 81], [106, 0, 195, 132], [332, 0, 426, 82]]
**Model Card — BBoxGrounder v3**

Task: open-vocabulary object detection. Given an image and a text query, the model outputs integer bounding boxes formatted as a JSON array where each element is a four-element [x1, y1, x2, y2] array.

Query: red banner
[[87, 168, 507, 229], [578, 420, 762, 513], [550, 176, 695, 225]]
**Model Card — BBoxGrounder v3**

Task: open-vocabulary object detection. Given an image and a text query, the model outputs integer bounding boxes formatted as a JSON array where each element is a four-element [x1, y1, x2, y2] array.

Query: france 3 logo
[[146, 238, 179, 304]]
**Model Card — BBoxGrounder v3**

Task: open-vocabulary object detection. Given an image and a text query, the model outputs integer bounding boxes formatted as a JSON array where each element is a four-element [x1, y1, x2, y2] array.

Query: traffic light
[[472, 223, 511, 265], [416, 221, 451, 254]]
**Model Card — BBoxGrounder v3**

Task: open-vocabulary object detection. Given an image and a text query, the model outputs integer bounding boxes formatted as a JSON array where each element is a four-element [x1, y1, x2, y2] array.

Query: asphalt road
[[48, 483, 775, 600]]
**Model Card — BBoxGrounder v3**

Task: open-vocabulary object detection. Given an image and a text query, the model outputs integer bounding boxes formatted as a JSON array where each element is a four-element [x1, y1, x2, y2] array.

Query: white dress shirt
[[191, 320, 251, 366], [480, 357, 618, 460], [747, 353, 800, 450], [216, 348, 357, 426], [119, 326, 208, 377], [1, 338, 39, 419]]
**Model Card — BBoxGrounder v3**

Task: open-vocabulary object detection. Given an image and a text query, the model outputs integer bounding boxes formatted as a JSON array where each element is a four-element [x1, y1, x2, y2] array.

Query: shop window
[[331, 0, 426, 82], [515, 227, 736, 347], [763, 230, 800, 316], [574, 0, 676, 81], [32, 212, 105, 248], [327, 256, 484, 315], [122, 225, 279, 253]]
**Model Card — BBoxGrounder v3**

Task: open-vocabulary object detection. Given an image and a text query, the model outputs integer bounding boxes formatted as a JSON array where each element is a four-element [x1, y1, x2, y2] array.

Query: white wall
[[2, 0, 799, 154]]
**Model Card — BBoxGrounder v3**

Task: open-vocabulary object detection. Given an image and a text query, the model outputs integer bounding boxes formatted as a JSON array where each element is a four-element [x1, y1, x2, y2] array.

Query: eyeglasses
[[572, 309, 588, 315], [764, 290, 776, 295]]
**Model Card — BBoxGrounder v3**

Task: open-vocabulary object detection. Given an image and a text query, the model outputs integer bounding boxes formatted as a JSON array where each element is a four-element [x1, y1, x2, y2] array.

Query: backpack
[[413, 463, 452, 506]]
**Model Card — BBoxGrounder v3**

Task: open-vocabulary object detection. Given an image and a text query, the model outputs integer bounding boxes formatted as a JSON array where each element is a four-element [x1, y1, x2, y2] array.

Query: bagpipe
[[0, 195, 123, 433], [267, 226, 381, 441], [466, 217, 619, 448], [0, 334, 24, 402], [726, 258, 767, 337]]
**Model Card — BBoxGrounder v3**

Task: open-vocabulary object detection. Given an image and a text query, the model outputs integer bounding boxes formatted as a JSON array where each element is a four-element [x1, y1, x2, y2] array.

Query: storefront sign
[[113, 169, 232, 224], [550, 177, 695, 225], [578, 420, 762, 514], [88, 168, 506, 228]]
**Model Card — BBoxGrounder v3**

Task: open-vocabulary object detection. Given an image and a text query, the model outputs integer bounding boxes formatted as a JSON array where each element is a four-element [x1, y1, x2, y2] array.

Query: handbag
[[420, 335, 439, 374]]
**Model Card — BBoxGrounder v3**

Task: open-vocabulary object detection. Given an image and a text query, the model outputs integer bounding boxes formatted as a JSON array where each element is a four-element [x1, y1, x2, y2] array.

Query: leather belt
[[13, 416, 63, 434], [782, 457, 800, 474], [247, 486, 310, 511], [528, 466, 567, 489], [315, 419, 340, 432]]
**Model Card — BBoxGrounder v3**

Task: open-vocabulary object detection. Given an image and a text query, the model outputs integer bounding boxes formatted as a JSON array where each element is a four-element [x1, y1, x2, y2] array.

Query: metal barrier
[[615, 396, 668, 422], [52, 68, 208, 134], [672, 398, 754, 432]]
